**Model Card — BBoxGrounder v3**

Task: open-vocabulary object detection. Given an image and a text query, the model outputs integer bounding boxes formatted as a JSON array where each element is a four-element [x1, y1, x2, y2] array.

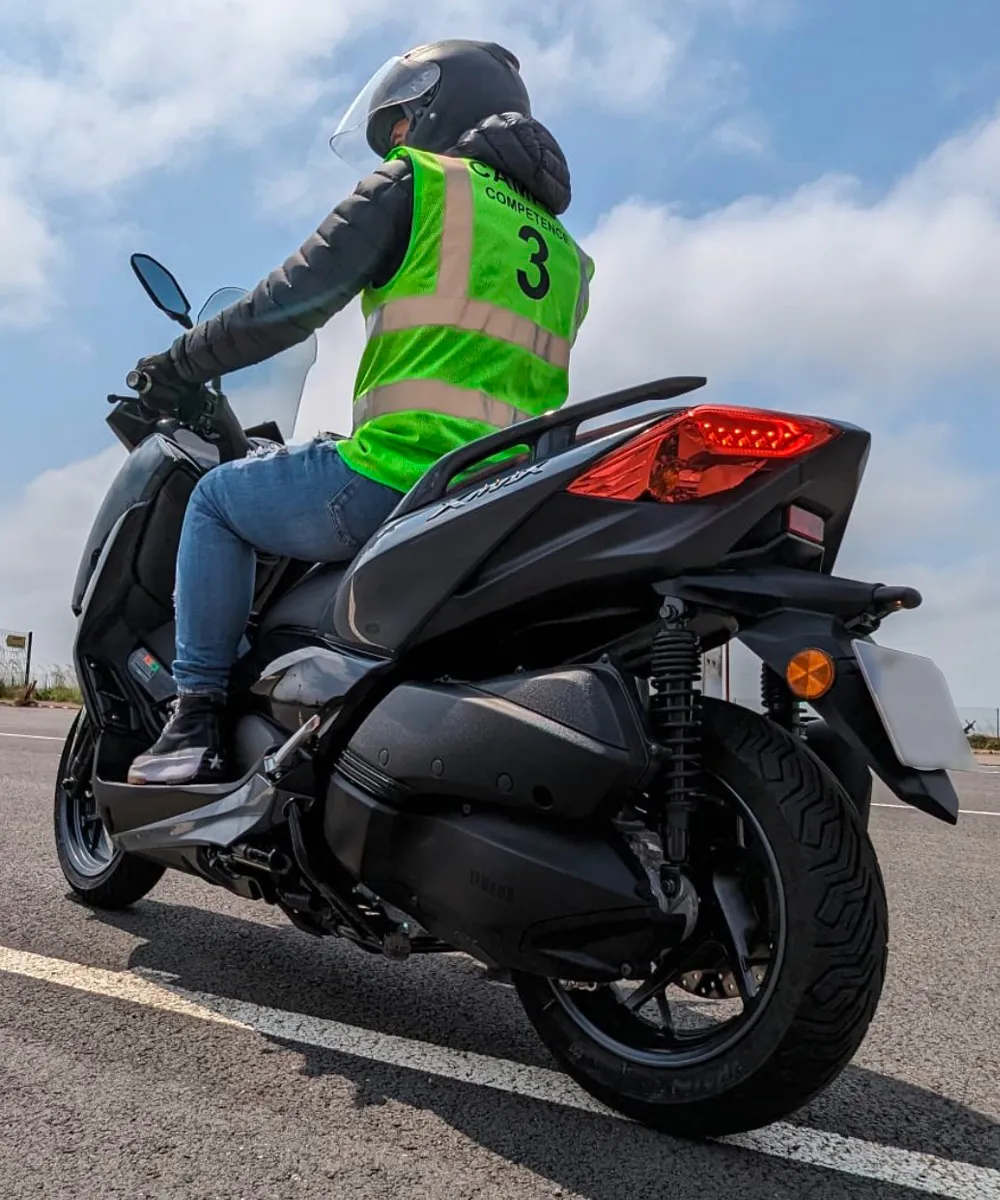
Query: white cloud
[[0, 447, 124, 673], [0, 172, 55, 327], [0, 0, 774, 321], [576, 112, 1000, 398], [838, 422, 990, 563]]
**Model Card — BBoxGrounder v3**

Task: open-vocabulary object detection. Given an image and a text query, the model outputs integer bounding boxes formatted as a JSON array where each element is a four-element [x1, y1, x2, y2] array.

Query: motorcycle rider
[[128, 38, 595, 786]]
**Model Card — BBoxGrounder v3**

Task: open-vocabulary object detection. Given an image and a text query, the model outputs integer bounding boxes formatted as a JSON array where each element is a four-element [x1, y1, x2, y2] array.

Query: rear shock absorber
[[649, 600, 702, 865], [761, 663, 801, 735]]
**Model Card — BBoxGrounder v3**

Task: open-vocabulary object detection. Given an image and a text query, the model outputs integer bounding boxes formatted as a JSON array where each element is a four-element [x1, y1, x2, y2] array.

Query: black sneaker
[[127, 695, 227, 785]]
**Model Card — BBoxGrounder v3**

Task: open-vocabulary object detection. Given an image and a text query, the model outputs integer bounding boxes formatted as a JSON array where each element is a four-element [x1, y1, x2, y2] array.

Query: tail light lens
[[566, 406, 838, 503]]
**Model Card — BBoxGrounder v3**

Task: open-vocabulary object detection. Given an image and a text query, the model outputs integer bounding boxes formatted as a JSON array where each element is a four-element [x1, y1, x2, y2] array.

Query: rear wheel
[[54, 712, 165, 908], [514, 698, 888, 1137]]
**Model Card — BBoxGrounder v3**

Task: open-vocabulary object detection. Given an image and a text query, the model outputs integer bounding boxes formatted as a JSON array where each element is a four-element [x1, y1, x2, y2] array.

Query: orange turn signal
[[785, 649, 836, 701]]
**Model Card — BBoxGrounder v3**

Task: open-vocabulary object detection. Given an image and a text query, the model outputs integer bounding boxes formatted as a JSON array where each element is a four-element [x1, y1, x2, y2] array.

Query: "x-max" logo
[[426, 464, 545, 522]]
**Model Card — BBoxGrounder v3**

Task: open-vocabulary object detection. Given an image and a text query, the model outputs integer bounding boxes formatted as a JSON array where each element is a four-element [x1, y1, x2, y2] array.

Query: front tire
[[54, 712, 165, 909], [514, 698, 888, 1138]]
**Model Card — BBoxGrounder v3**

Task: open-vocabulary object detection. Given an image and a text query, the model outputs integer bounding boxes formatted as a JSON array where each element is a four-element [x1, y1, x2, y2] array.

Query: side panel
[[72, 434, 199, 616], [73, 438, 203, 742], [332, 422, 870, 658], [252, 644, 394, 733], [342, 666, 650, 819], [74, 432, 302, 741], [332, 445, 599, 651]]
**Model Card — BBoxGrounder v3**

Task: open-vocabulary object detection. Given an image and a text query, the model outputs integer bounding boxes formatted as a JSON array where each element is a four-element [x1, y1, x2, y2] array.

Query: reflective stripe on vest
[[355, 378, 533, 428], [366, 297, 572, 369]]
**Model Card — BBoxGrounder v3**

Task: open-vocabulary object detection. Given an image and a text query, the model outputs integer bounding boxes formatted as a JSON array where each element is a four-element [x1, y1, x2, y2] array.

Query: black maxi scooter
[[53, 252, 974, 1137]]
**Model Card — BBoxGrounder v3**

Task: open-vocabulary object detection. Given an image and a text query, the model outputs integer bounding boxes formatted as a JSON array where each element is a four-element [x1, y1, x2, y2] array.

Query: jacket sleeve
[[169, 157, 414, 384]]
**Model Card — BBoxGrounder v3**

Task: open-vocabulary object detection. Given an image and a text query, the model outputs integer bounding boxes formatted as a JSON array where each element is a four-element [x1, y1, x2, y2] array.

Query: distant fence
[[956, 709, 1000, 738], [0, 629, 32, 688]]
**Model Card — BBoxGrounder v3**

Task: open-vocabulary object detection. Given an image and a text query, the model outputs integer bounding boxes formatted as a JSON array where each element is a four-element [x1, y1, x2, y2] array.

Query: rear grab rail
[[392, 375, 707, 518]]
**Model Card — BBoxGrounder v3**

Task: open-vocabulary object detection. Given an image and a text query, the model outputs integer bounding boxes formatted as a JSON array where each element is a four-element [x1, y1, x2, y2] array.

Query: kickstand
[[285, 801, 383, 949]]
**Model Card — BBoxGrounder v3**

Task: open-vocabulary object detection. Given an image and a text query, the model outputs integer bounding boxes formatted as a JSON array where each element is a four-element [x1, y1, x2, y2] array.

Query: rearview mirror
[[130, 253, 194, 329]]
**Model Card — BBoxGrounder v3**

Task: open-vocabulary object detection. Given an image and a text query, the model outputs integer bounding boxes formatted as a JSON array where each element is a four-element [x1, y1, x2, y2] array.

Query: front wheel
[[54, 711, 165, 909], [514, 698, 888, 1138]]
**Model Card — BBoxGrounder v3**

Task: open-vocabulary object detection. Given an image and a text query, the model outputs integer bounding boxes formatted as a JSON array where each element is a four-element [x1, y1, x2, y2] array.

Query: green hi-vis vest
[[336, 146, 595, 494]]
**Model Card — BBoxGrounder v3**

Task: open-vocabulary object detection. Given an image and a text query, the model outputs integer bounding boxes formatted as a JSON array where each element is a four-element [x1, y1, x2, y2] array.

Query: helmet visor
[[330, 56, 441, 173]]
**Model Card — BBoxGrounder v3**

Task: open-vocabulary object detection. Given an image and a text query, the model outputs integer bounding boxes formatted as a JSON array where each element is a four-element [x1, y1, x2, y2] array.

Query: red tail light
[[566, 405, 838, 503]]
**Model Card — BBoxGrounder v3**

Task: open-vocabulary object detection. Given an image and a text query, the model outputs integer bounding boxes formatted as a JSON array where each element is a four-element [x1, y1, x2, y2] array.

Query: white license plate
[[851, 640, 977, 773]]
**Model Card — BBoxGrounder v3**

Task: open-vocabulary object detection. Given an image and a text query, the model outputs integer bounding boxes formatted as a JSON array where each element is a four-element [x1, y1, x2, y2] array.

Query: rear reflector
[[786, 648, 836, 700], [787, 506, 825, 543], [567, 405, 838, 504]]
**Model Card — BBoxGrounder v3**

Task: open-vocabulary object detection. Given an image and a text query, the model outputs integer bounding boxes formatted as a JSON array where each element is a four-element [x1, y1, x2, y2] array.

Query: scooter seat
[[256, 563, 347, 638]]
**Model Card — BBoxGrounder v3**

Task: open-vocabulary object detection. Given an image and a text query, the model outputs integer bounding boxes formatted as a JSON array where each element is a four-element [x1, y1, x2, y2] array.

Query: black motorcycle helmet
[[331, 41, 531, 169]]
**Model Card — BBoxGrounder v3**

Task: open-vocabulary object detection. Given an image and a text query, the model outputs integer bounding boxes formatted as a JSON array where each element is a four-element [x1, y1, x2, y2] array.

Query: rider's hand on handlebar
[[132, 351, 201, 409]]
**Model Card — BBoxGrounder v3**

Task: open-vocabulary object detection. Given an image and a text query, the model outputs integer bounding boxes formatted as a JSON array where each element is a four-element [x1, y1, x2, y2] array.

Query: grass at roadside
[[0, 667, 82, 706], [33, 685, 83, 704]]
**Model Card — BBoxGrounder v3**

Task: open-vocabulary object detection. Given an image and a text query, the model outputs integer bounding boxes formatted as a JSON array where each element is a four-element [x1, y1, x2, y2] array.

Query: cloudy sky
[[2, 0, 1000, 708]]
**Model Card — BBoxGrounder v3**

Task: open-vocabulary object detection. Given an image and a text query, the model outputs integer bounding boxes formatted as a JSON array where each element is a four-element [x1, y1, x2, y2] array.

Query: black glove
[[134, 351, 198, 405]]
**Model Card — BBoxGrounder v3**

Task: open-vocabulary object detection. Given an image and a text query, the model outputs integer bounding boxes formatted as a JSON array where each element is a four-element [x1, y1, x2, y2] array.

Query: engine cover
[[343, 665, 651, 820], [324, 774, 685, 980]]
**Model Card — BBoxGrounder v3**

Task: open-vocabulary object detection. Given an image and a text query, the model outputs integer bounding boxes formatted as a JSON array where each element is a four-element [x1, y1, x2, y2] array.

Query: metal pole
[[23, 632, 32, 690]]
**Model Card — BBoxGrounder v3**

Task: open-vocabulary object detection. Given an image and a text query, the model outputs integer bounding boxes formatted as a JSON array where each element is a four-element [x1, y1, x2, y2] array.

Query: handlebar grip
[[126, 368, 152, 394]]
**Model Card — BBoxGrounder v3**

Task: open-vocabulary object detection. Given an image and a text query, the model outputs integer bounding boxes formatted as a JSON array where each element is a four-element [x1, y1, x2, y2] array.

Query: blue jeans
[[173, 438, 402, 696]]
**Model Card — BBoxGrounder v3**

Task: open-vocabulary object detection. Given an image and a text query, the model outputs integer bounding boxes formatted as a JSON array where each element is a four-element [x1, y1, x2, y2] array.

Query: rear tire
[[514, 698, 888, 1137], [54, 712, 165, 909]]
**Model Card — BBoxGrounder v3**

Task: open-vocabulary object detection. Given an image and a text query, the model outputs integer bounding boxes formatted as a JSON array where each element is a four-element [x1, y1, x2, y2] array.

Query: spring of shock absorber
[[649, 601, 703, 865], [760, 663, 802, 734]]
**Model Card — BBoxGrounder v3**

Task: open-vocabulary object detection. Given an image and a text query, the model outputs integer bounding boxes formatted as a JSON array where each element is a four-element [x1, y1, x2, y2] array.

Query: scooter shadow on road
[[87, 899, 1000, 1195]]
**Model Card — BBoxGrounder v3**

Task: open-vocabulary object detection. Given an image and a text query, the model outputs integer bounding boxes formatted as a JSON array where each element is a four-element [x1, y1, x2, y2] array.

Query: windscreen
[[196, 287, 318, 439]]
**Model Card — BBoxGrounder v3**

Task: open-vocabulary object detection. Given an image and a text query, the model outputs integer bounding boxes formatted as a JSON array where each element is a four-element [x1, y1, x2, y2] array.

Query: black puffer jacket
[[170, 114, 574, 383]]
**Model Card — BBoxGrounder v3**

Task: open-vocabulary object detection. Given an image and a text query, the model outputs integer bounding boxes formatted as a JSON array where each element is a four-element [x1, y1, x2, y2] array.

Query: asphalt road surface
[[1, 706, 998, 1200]]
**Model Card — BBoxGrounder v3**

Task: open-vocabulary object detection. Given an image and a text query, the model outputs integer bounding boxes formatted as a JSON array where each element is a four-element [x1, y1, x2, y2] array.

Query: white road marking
[[0, 730, 64, 742], [873, 803, 1000, 818], [0, 946, 997, 1199]]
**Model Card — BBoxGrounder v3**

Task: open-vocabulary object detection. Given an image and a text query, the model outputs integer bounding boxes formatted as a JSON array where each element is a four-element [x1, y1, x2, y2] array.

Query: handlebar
[[124, 369, 251, 463], [126, 368, 152, 394]]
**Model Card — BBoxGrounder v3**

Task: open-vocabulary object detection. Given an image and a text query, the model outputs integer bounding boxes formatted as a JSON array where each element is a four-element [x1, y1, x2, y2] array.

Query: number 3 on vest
[[517, 226, 551, 300]]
